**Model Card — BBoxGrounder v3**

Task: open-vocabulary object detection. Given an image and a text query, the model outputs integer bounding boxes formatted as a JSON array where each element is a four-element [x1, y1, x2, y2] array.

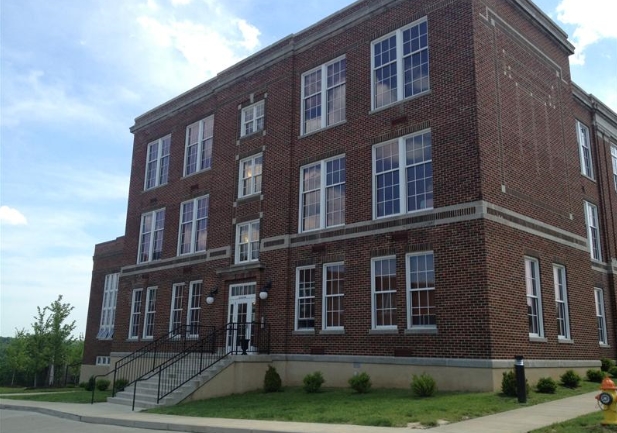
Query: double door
[[226, 283, 256, 354]]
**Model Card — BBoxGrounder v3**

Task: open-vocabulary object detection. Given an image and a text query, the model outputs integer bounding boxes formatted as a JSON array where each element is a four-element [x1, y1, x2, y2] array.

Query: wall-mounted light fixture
[[206, 287, 218, 305], [259, 281, 272, 300]]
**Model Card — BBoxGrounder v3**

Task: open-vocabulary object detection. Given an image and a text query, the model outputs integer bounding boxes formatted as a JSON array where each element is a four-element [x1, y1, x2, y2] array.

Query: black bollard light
[[514, 355, 527, 403]]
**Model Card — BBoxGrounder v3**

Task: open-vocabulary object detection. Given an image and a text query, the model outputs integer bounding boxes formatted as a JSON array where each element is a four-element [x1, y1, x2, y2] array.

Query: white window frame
[[240, 100, 265, 137], [295, 266, 316, 330], [301, 56, 347, 135], [238, 154, 263, 198], [187, 281, 202, 337], [235, 220, 260, 264], [594, 287, 608, 345], [184, 115, 213, 176], [178, 195, 209, 255], [553, 265, 570, 340], [97, 273, 118, 340], [371, 256, 398, 330], [525, 257, 544, 338], [137, 209, 165, 263], [406, 252, 436, 330], [576, 120, 594, 179], [96, 356, 111, 366], [299, 155, 346, 232], [611, 145, 617, 192], [322, 262, 344, 331], [128, 288, 143, 339], [371, 17, 429, 110], [372, 130, 433, 219], [144, 135, 171, 190], [169, 283, 185, 335], [142, 286, 157, 339], [584, 201, 602, 262]]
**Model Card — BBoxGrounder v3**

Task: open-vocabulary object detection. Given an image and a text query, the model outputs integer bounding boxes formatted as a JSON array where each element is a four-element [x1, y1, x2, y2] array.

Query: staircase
[[108, 356, 233, 409]]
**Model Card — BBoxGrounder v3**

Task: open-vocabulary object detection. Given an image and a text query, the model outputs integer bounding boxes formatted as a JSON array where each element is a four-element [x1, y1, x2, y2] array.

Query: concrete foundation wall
[[79, 364, 111, 383]]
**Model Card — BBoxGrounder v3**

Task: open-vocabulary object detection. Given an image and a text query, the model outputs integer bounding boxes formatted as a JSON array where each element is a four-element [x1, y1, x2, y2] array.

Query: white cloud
[[0, 206, 28, 225], [556, 0, 617, 65], [171, 0, 192, 5]]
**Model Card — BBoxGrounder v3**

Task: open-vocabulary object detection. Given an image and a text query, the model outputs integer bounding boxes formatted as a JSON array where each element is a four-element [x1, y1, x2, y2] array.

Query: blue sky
[[1, 0, 616, 338]]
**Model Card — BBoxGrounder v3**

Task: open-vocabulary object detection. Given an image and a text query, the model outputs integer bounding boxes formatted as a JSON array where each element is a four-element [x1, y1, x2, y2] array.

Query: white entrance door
[[227, 283, 256, 354]]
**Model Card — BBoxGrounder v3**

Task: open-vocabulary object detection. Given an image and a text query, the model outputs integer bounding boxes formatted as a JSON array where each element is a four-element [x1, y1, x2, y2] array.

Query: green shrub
[[96, 379, 110, 391], [586, 369, 605, 383], [113, 378, 129, 392], [263, 365, 282, 393], [501, 370, 530, 397], [78, 382, 87, 389], [303, 371, 325, 393], [85, 376, 96, 392], [411, 373, 437, 398], [609, 366, 617, 379], [560, 370, 581, 388], [536, 377, 557, 394], [348, 372, 372, 394], [601, 358, 615, 372]]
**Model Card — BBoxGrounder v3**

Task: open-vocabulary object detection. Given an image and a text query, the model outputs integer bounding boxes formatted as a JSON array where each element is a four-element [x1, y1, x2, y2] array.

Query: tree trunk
[[49, 363, 55, 386]]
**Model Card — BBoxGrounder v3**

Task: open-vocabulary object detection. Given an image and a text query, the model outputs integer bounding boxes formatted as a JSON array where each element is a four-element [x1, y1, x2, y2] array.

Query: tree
[[46, 295, 76, 385], [28, 305, 52, 387], [5, 330, 30, 386]]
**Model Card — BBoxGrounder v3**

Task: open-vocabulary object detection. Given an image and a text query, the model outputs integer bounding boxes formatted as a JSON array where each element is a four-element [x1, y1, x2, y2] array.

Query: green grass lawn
[[531, 412, 617, 432], [1, 389, 111, 403], [148, 381, 599, 428], [0, 386, 77, 394]]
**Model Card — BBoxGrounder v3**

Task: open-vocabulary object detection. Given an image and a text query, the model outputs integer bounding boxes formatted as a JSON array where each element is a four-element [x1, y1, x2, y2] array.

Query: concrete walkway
[[0, 391, 603, 433]]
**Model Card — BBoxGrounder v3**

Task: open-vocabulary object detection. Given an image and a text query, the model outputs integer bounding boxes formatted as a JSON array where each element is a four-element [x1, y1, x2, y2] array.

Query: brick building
[[82, 0, 617, 395]]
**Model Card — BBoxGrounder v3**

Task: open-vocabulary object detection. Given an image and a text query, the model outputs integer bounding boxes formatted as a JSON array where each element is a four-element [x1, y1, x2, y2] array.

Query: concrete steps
[[108, 356, 232, 409]]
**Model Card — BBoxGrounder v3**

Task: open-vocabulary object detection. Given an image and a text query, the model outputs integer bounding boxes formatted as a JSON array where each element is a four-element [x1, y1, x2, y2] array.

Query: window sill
[[600, 344, 611, 348], [369, 90, 431, 115], [580, 173, 596, 182], [529, 336, 547, 343], [369, 328, 398, 335], [183, 167, 212, 179], [557, 338, 574, 344], [293, 329, 315, 336], [320, 329, 344, 335], [372, 206, 434, 222], [405, 327, 437, 335], [239, 129, 266, 140], [237, 193, 262, 204], [142, 182, 168, 193], [299, 120, 347, 139]]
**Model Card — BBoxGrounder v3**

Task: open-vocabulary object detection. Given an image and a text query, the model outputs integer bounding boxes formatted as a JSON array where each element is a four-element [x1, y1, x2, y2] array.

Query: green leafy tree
[[46, 295, 76, 385], [28, 306, 52, 387], [5, 330, 31, 386]]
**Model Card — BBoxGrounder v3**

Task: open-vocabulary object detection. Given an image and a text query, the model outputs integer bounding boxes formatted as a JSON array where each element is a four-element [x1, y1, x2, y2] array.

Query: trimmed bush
[[536, 377, 557, 394], [411, 373, 437, 398], [85, 376, 96, 392], [96, 379, 110, 391], [560, 370, 581, 388], [586, 369, 605, 383], [349, 372, 372, 394], [303, 371, 325, 393], [263, 365, 282, 393], [113, 378, 129, 392], [501, 370, 530, 397], [78, 382, 87, 389], [609, 366, 617, 379], [601, 358, 615, 372]]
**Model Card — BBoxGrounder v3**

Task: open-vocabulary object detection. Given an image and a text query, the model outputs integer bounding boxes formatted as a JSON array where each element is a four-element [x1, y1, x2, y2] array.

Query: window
[[323, 263, 344, 330], [187, 281, 202, 337], [97, 273, 118, 340], [372, 18, 429, 109], [238, 154, 263, 198], [302, 56, 346, 134], [295, 266, 315, 330], [553, 265, 570, 340], [235, 220, 260, 263], [241, 100, 265, 137], [128, 289, 143, 339], [576, 121, 594, 179], [594, 288, 608, 345], [372, 257, 397, 329], [96, 356, 110, 366], [138, 209, 165, 263], [178, 196, 209, 255], [373, 130, 432, 218], [406, 252, 435, 329], [142, 287, 157, 339], [184, 115, 213, 176], [144, 135, 170, 190], [169, 284, 185, 335], [300, 155, 345, 232], [525, 257, 544, 338], [584, 201, 602, 262], [611, 145, 617, 192]]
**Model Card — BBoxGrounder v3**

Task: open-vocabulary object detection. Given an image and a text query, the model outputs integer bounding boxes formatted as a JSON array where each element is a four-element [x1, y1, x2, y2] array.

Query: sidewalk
[[0, 391, 602, 433]]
